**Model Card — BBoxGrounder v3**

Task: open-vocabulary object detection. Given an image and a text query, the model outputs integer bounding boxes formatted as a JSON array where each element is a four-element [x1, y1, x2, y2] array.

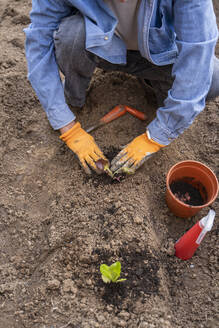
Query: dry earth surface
[[0, 1, 218, 328]]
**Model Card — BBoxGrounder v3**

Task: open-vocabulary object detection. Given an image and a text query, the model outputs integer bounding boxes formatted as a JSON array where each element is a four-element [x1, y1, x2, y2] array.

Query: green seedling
[[100, 261, 127, 283], [118, 167, 135, 175], [95, 159, 114, 178], [95, 159, 134, 181], [103, 163, 114, 178]]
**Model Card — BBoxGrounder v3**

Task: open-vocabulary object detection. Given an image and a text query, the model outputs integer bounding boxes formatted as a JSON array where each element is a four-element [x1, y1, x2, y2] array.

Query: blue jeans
[[54, 13, 219, 108]]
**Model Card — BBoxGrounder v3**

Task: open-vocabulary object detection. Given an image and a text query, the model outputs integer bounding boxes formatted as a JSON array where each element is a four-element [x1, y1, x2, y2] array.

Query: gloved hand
[[60, 122, 108, 174], [111, 131, 165, 173]]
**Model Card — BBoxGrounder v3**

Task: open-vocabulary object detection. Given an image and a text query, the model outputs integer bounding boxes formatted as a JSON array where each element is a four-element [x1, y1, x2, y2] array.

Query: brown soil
[[0, 1, 218, 328], [170, 180, 205, 206]]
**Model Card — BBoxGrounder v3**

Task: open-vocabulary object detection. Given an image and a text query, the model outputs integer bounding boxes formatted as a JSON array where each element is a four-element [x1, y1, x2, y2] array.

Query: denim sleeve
[[147, 0, 218, 145], [24, 0, 76, 130]]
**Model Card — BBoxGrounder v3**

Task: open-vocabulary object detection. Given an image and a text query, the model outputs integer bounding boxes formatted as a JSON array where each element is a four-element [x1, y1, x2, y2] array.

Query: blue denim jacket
[[24, 0, 218, 145]]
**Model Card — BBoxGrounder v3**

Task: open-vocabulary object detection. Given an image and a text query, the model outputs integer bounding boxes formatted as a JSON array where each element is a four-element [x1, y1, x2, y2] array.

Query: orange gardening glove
[[60, 122, 108, 174], [111, 131, 165, 173]]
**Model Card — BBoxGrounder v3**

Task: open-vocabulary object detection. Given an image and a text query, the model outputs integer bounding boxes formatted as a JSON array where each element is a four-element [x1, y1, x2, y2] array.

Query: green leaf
[[100, 264, 113, 283], [116, 278, 127, 283], [110, 261, 121, 276], [109, 262, 121, 282], [100, 262, 126, 284], [122, 167, 135, 175], [111, 271, 120, 282], [100, 264, 110, 276], [102, 275, 111, 283]]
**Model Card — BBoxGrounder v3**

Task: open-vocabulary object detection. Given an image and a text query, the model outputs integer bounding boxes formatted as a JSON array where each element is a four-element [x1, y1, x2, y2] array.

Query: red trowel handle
[[125, 105, 147, 121], [100, 105, 126, 124]]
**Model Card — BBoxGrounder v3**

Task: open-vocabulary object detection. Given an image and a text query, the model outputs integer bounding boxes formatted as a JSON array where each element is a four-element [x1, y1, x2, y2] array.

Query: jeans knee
[[54, 13, 86, 66], [207, 56, 219, 101]]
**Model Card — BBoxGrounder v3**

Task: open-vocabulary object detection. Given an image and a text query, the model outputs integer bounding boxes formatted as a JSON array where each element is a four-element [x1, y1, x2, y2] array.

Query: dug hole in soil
[[0, 1, 219, 328]]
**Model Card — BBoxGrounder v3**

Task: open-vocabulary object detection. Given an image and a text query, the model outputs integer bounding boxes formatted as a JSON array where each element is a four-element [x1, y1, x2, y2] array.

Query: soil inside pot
[[170, 179, 205, 206]]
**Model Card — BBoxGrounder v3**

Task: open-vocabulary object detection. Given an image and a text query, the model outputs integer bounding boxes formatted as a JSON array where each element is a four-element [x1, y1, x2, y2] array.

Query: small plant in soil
[[100, 261, 127, 283], [95, 159, 114, 178], [95, 159, 134, 182]]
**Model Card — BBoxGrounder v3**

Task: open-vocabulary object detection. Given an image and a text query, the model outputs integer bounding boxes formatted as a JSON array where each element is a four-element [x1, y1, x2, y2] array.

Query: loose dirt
[[0, 1, 218, 328], [170, 180, 205, 206]]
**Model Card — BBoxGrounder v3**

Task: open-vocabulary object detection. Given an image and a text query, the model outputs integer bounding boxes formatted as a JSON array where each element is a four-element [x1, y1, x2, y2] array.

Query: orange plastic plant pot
[[166, 161, 218, 218]]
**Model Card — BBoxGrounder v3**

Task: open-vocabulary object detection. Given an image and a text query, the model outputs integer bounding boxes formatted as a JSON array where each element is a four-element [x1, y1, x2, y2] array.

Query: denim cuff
[[147, 118, 178, 146], [47, 104, 76, 130]]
